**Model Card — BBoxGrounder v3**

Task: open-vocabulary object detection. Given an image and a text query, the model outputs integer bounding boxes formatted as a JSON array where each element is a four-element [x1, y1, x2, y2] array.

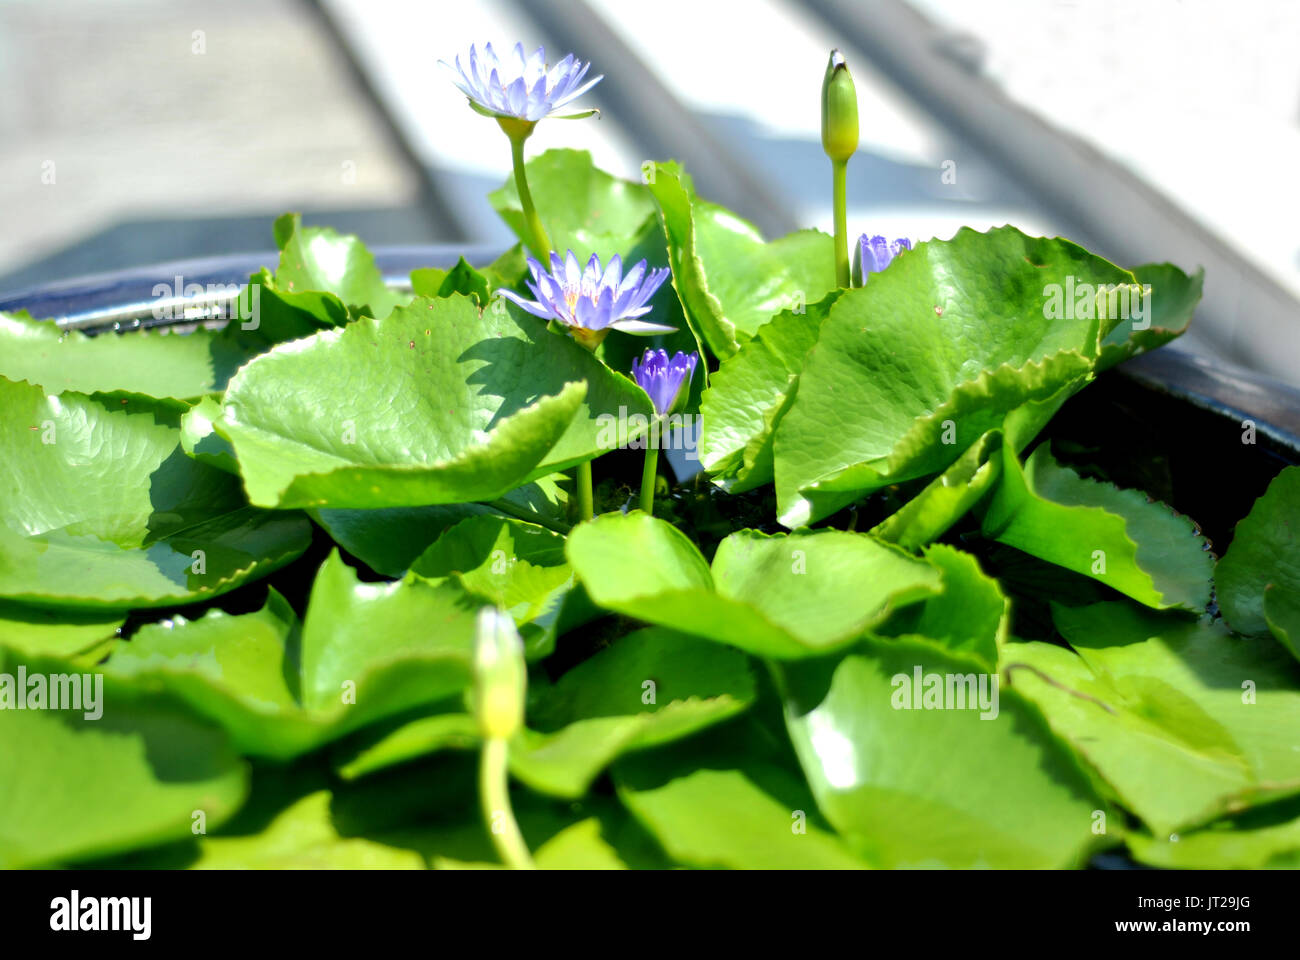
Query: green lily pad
[[269, 212, 402, 321], [613, 715, 869, 869], [179, 395, 239, 474], [332, 707, 479, 781], [229, 214, 410, 350], [1002, 600, 1300, 835], [0, 649, 249, 868], [874, 543, 1008, 669], [1126, 794, 1300, 869], [778, 635, 1107, 868], [871, 429, 1004, 550], [0, 600, 122, 663], [531, 818, 627, 869], [105, 554, 483, 758], [221, 293, 656, 509], [411, 247, 528, 310], [309, 478, 568, 581], [646, 162, 836, 358], [772, 226, 1135, 526], [699, 293, 837, 492], [566, 513, 941, 658], [0, 378, 310, 610], [192, 791, 424, 869], [1215, 465, 1300, 643], [332, 626, 754, 797], [0, 311, 249, 401], [489, 148, 658, 261], [1265, 585, 1300, 663], [980, 443, 1213, 610], [411, 515, 573, 658], [1096, 263, 1204, 370], [510, 626, 755, 797]]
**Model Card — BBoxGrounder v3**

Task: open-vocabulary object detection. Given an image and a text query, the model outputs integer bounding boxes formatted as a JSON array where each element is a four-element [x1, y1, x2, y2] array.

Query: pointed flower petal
[[443, 43, 602, 121], [495, 250, 677, 341]]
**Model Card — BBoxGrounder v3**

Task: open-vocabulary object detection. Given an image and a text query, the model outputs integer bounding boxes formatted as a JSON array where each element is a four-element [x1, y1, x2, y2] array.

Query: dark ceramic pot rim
[[2, 246, 1297, 455]]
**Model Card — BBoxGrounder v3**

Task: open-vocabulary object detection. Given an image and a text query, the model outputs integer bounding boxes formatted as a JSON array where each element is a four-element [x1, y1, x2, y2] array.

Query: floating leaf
[[1096, 263, 1203, 370], [0, 311, 249, 401], [411, 515, 573, 658], [772, 226, 1133, 526], [567, 513, 940, 658], [192, 791, 424, 869], [0, 601, 122, 664], [0, 649, 248, 868], [179, 395, 239, 474], [614, 715, 868, 869], [510, 627, 755, 797], [1215, 466, 1300, 645], [871, 430, 1004, 550], [778, 635, 1107, 868], [268, 212, 403, 322], [105, 555, 483, 758], [1126, 794, 1300, 869], [645, 161, 835, 359], [699, 294, 836, 492], [309, 476, 569, 580], [980, 443, 1213, 610], [221, 293, 657, 509], [0, 378, 310, 610], [874, 543, 1008, 668], [1003, 601, 1300, 835], [489, 148, 658, 261], [531, 818, 627, 869], [331, 627, 754, 796]]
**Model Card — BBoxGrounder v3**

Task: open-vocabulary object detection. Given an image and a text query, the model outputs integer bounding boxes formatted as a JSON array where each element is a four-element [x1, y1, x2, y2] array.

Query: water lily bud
[[473, 607, 526, 740], [852, 235, 912, 286], [821, 49, 859, 163], [631, 348, 698, 416]]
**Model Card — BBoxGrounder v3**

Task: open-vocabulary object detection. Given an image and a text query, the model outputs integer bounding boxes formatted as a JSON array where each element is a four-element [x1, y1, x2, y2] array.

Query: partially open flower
[[632, 348, 698, 417], [441, 43, 602, 123], [853, 235, 912, 285], [498, 252, 674, 350]]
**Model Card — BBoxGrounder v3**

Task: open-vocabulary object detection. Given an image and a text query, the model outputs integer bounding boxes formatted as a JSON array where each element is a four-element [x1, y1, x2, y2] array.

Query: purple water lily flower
[[853, 235, 912, 285], [632, 349, 698, 417], [498, 252, 674, 349], [440, 43, 602, 122]]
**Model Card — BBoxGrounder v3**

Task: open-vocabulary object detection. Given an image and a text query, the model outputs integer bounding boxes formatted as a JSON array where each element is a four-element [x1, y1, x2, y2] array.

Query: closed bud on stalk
[[473, 607, 526, 740], [821, 50, 859, 163]]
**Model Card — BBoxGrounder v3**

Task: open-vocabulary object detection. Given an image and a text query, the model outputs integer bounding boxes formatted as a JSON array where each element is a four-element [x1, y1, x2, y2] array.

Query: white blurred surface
[[320, 0, 645, 244], [583, 0, 1061, 241], [908, 0, 1300, 298]]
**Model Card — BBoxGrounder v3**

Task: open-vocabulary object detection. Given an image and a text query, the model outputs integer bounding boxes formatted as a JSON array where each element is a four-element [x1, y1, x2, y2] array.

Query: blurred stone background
[[1, 0, 1297, 382], [0, 0, 430, 291]]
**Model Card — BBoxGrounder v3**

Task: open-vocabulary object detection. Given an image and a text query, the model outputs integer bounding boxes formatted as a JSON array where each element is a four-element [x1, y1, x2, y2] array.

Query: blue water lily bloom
[[632, 348, 699, 417], [853, 234, 912, 285], [499, 252, 675, 349], [441, 43, 602, 122]]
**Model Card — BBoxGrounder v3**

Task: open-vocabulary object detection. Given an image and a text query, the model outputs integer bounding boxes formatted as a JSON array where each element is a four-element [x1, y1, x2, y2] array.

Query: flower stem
[[479, 736, 533, 869], [508, 131, 552, 259], [832, 158, 849, 288], [576, 460, 594, 522], [639, 431, 658, 515]]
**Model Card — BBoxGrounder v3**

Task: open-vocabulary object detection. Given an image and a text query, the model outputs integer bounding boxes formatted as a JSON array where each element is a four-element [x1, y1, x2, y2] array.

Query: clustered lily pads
[[1, 44, 1297, 872]]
